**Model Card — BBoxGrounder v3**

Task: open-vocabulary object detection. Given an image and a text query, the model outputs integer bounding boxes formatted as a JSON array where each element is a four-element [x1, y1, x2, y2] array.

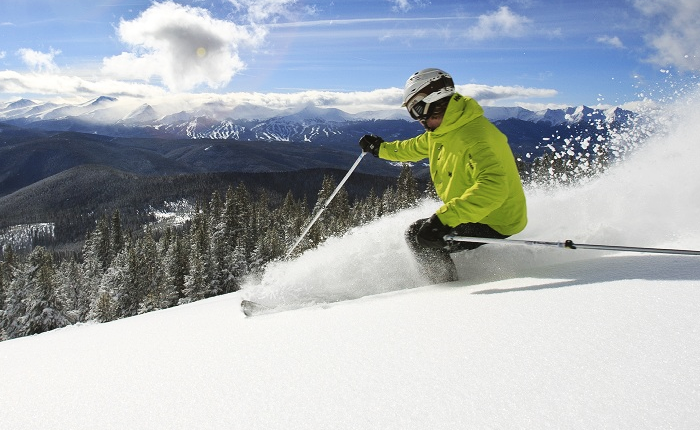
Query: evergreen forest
[[0, 165, 424, 340]]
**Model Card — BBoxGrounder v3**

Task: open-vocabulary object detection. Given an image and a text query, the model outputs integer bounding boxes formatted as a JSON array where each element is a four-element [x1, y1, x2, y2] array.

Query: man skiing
[[359, 68, 527, 283]]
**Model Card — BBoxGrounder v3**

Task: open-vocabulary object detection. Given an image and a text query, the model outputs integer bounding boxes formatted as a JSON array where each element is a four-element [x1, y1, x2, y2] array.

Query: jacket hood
[[431, 93, 483, 136]]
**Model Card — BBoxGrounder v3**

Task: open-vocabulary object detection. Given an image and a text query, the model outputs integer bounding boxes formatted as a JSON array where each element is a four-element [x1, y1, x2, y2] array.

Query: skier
[[359, 68, 527, 283]]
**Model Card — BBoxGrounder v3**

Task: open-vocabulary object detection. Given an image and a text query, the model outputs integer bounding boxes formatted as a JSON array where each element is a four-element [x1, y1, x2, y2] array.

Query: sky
[[1, 0, 699, 112]]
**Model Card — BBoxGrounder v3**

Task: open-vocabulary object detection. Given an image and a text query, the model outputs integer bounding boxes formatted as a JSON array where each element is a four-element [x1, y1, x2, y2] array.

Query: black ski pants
[[405, 218, 508, 284]]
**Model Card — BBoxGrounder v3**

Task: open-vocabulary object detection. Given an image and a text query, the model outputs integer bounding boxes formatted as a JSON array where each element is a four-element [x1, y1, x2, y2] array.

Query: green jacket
[[378, 93, 527, 235]]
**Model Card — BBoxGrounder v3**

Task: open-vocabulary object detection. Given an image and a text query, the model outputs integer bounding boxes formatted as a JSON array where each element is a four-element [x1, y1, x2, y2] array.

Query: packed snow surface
[[2, 89, 700, 429]]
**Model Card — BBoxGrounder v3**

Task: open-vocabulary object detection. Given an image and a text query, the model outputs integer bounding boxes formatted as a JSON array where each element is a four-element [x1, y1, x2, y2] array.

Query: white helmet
[[402, 68, 455, 120]]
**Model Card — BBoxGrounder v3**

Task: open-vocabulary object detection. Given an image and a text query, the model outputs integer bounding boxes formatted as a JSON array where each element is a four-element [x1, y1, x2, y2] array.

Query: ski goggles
[[405, 94, 429, 121]]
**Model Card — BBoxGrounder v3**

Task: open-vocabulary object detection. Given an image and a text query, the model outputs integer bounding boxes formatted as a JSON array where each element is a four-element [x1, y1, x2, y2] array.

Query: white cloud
[[596, 35, 625, 49], [633, 0, 700, 70], [457, 84, 557, 105], [387, 0, 427, 13], [0, 51, 5, 59], [226, 0, 299, 22], [101, 1, 270, 92], [467, 6, 532, 40], [17, 48, 61, 73], [0, 70, 166, 100], [148, 84, 558, 115], [0, 68, 557, 114]]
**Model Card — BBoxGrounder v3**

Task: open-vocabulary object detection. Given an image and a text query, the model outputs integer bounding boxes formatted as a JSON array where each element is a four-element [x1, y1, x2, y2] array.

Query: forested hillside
[[0, 166, 424, 340]]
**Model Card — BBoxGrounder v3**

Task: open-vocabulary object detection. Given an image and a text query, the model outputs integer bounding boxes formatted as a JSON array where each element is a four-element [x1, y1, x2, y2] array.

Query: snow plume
[[244, 84, 700, 308], [526, 84, 700, 250], [102, 1, 294, 91], [244, 205, 428, 308]]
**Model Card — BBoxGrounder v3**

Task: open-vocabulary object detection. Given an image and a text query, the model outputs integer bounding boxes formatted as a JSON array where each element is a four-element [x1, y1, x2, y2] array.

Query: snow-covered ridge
[[0, 97, 635, 144], [483, 104, 631, 125], [0, 96, 632, 128]]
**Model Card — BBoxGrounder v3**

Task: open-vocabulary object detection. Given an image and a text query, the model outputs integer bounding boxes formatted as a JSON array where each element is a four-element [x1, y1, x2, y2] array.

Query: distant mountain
[[1, 96, 634, 145], [121, 104, 159, 124], [482, 105, 633, 125], [0, 127, 412, 198]]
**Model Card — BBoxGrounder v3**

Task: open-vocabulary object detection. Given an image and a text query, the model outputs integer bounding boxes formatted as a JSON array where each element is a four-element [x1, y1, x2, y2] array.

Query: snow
[[2, 90, 700, 429]]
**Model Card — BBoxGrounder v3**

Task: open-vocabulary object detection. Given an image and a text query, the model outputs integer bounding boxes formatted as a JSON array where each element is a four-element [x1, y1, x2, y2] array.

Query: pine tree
[[22, 247, 70, 336], [231, 182, 255, 259], [161, 232, 187, 305], [89, 247, 126, 323], [223, 185, 251, 278], [0, 263, 5, 314], [352, 188, 382, 225], [81, 217, 112, 310], [250, 190, 276, 271], [57, 257, 90, 322], [395, 164, 420, 210], [94, 215, 112, 271], [208, 205, 230, 297], [209, 190, 223, 227], [110, 210, 124, 259], [181, 244, 206, 303], [91, 290, 117, 323], [137, 230, 168, 314], [306, 174, 337, 249], [0, 246, 13, 314], [381, 186, 397, 215], [1, 247, 27, 339], [279, 191, 306, 248], [181, 204, 210, 303], [108, 236, 149, 319], [2, 277, 28, 339], [327, 186, 351, 237]]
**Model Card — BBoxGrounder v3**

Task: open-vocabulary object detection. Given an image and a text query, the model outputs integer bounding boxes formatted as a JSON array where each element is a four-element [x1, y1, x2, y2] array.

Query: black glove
[[417, 214, 452, 249], [359, 134, 383, 157]]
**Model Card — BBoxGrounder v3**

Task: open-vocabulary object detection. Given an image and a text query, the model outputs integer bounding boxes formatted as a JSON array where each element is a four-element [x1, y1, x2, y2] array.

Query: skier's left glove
[[359, 134, 383, 157], [417, 214, 452, 249]]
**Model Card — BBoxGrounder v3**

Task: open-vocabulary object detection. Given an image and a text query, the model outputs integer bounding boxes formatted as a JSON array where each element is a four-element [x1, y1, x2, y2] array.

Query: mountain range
[[0, 96, 632, 147]]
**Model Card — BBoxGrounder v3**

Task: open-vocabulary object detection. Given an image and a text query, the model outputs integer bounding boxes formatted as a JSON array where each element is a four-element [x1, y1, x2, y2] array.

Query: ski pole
[[285, 151, 367, 259], [444, 235, 700, 256]]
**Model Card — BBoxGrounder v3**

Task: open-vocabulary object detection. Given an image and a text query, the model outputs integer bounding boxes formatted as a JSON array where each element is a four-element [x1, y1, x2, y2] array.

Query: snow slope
[[2, 88, 700, 429]]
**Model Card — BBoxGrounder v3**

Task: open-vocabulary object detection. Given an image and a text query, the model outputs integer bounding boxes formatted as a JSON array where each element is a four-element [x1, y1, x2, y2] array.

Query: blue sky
[[1, 0, 698, 112]]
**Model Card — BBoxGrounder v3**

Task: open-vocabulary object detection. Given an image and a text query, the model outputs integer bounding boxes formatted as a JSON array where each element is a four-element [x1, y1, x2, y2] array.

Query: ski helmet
[[402, 68, 455, 120]]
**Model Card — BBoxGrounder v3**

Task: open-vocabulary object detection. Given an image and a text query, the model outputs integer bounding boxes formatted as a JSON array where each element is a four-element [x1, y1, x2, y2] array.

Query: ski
[[240, 299, 272, 317], [240, 299, 326, 317]]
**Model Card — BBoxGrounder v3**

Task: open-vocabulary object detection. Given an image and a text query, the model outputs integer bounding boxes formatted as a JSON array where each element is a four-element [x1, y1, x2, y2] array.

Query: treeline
[[0, 166, 423, 341]]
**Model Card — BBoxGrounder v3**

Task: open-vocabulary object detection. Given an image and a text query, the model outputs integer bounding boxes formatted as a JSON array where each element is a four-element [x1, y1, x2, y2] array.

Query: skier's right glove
[[417, 214, 452, 249], [359, 134, 383, 157]]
